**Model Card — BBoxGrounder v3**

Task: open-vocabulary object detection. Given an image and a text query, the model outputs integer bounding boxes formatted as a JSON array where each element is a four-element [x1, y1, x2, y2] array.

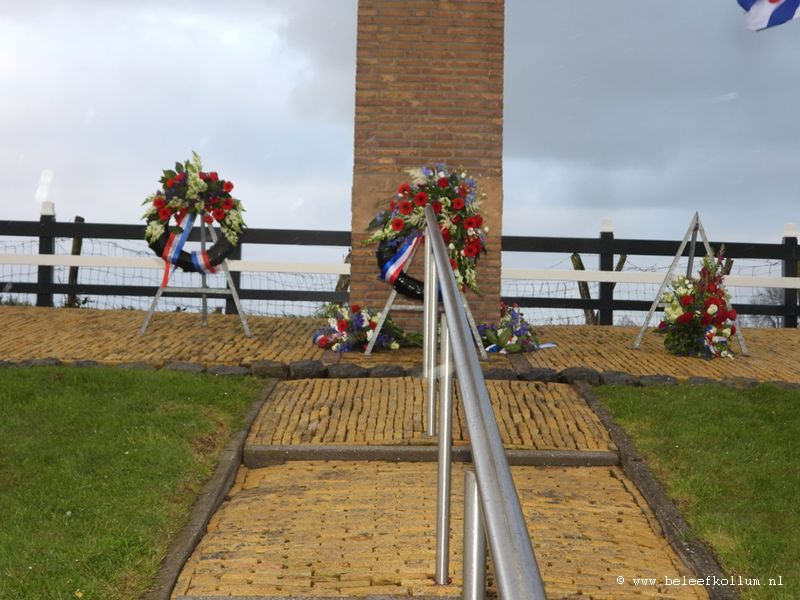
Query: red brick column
[[350, 0, 505, 329]]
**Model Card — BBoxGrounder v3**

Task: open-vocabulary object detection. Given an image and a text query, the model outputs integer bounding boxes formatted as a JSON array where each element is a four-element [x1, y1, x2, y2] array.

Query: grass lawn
[[0, 367, 264, 600], [596, 383, 799, 599]]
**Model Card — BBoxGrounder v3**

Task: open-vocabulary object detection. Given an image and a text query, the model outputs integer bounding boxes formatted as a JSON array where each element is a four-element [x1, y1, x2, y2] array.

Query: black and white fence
[[1, 211, 798, 327]]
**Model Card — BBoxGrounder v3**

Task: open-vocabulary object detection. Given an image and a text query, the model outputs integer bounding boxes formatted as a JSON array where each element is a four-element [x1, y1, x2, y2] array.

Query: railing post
[[225, 240, 242, 315], [435, 312, 454, 585], [598, 218, 614, 325], [782, 223, 798, 328], [462, 469, 486, 600], [425, 229, 439, 436], [36, 201, 56, 307]]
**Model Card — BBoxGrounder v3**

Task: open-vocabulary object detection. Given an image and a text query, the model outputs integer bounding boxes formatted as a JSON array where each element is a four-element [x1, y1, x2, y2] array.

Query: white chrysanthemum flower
[[390, 341, 400, 350], [145, 221, 165, 243], [407, 167, 427, 185], [707, 304, 718, 315]]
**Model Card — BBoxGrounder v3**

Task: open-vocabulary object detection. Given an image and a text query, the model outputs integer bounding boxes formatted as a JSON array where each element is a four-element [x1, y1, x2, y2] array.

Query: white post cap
[[784, 222, 798, 238], [600, 218, 614, 233], [41, 200, 55, 216]]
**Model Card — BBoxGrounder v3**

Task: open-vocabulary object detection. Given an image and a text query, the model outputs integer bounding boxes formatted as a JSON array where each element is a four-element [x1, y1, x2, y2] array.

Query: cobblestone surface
[[2, 307, 798, 383], [522, 325, 800, 383], [247, 378, 615, 452], [173, 462, 706, 599]]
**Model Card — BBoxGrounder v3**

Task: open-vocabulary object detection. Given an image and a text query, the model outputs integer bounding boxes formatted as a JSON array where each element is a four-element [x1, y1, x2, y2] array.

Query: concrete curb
[[575, 381, 737, 600], [142, 379, 279, 600], [244, 443, 618, 468]]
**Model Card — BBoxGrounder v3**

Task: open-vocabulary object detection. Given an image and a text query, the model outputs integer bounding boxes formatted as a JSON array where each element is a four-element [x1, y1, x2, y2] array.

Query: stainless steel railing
[[422, 204, 546, 600]]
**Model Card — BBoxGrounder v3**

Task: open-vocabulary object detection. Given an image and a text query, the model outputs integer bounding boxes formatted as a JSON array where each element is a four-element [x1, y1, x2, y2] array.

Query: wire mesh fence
[[0, 238, 790, 326]]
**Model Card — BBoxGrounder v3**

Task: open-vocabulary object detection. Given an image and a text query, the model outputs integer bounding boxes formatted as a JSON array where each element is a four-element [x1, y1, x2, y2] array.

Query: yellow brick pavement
[[248, 378, 615, 452], [2, 306, 798, 383], [173, 462, 706, 599]]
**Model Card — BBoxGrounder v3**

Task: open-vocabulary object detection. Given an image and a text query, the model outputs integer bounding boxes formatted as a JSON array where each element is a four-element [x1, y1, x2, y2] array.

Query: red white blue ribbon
[[190, 249, 217, 275], [160, 211, 195, 288], [380, 234, 422, 283]]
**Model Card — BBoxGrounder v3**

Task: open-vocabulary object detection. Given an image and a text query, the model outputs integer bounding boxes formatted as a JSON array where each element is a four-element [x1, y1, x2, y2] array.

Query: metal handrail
[[423, 205, 546, 599]]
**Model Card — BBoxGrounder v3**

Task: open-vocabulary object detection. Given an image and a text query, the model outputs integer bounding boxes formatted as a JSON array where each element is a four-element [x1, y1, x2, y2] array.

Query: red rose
[[398, 200, 413, 215], [728, 309, 737, 321], [153, 197, 166, 209], [701, 312, 713, 325], [437, 177, 449, 188], [165, 178, 175, 188], [158, 207, 172, 221], [680, 295, 694, 307], [223, 181, 234, 193], [203, 214, 214, 224], [432, 201, 442, 214], [222, 197, 235, 210], [473, 214, 483, 228], [212, 208, 226, 222], [451, 197, 465, 211], [658, 321, 668, 330], [397, 182, 411, 196], [413, 192, 428, 206], [317, 336, 329, 349], [369, 320, 377, 330], [452, 215, 462, 224], [449, 258, 458, 270], [464, 243, 478, 257], [440, 226, 451, 244], [199, 172, 207, 180], [391, 217, 405, 232], [350, 304, 361, 313], [337, 319, 349, 332], [209, 172, 219, 182], [677, 312, 694, 325], [389, 200, 396, 211]]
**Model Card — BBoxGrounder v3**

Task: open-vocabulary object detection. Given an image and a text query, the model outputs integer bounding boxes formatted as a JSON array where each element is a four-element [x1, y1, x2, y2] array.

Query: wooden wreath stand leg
[[364, 237, 486, 360], [139, 220, 251, 337]]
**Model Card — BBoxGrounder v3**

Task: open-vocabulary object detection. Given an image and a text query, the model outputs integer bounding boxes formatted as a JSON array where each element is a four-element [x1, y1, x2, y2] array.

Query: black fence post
[[225, 243, 242, 315], [782, 226, 798, 328], [598, 221, 614, 325], [36, 204, 56, 307]]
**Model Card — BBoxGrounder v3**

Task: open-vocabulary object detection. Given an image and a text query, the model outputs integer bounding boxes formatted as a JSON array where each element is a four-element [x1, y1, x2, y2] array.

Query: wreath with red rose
[[364, 164, 487, 300], [142, 152, 246, 272]]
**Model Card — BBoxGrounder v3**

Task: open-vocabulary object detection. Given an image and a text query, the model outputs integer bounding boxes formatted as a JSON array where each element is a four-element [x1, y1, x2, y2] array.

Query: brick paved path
[[174, 377, 707, 599], [1, 306, 798, 383]]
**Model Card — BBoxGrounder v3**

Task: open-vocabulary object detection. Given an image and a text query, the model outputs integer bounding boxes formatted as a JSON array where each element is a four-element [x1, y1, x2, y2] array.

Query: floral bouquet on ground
[[658, 251, 738, 358], [478, 302, 540, 354], [312, 303, 421, 352], [364, 164, 488, 293]]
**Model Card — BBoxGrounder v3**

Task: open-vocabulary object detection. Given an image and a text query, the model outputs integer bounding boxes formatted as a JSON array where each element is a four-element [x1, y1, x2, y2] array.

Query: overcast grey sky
[[2, 1, 798, 249]]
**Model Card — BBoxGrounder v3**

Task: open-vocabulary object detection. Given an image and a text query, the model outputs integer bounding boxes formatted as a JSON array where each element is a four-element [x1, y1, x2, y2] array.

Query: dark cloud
[[1, 0, 797, 242], [504, 1, 800, 238]]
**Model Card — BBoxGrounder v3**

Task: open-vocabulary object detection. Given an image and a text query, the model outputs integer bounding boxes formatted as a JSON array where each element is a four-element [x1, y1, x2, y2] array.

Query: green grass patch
[[596, 384, 799, 599], [0, 367, 263, 600]]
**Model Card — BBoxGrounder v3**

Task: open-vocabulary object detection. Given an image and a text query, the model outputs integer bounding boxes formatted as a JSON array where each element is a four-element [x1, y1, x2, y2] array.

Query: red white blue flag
[[738, 0, 800, 31]]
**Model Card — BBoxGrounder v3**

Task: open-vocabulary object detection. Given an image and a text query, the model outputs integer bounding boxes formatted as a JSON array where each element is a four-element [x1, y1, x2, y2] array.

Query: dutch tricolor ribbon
[[380, 234, 422, 283], [160, 210, 196, 288], [190, 249, 217, 276]]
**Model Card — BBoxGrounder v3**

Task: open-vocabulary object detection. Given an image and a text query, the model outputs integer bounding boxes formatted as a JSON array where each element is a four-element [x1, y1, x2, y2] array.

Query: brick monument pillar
[[350, 0, 504, 327]]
